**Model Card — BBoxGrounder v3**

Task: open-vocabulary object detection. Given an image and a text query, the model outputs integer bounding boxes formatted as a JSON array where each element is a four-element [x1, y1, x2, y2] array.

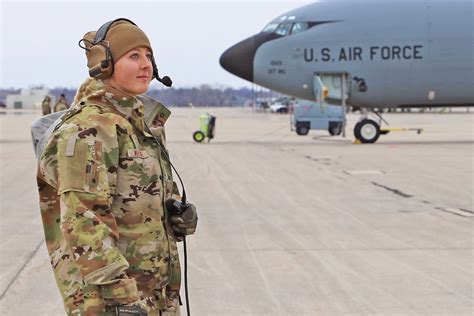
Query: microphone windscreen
[[161, 76, 172, 87]]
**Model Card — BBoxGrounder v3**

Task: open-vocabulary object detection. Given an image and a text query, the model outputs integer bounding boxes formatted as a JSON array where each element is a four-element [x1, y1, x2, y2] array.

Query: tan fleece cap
[[105, 20, 153, 61]]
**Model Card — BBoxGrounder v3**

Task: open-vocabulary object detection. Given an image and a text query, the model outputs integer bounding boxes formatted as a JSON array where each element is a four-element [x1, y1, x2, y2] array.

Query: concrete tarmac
[[0, 108, 472, 315]]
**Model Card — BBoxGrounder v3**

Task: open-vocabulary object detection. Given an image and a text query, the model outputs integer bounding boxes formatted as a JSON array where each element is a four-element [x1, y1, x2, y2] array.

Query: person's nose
[[140, 55, 152, 70]]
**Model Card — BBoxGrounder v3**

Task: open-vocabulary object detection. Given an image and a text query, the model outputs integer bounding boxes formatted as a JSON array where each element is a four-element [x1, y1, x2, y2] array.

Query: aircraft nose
[[220, 37, 256, 82], [220, 32, 281, 83]]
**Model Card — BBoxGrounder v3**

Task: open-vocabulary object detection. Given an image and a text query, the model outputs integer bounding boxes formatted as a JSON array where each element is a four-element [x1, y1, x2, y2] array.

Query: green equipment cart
[[193, 113, 216, 143]]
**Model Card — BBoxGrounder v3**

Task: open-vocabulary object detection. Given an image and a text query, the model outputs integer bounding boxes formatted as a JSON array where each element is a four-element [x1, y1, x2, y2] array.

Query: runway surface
[[0, 108, 472, 315]]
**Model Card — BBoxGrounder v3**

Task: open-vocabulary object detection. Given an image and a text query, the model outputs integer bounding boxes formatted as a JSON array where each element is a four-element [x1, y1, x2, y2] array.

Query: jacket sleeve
[[56, 123, 139, 305]]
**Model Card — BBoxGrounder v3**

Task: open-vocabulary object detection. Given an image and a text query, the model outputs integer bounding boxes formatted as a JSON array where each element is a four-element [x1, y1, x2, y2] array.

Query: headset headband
[[79, 18, 172, 86], [94, 18, 137, 44]]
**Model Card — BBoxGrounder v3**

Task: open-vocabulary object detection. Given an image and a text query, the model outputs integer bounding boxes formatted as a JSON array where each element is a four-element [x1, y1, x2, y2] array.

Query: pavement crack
[[435, 207, 474, 218], [0, 239, 45, 300], [371, 182, 413, 198], [459, 208, 474, 214], [305, 155, 333, 164]]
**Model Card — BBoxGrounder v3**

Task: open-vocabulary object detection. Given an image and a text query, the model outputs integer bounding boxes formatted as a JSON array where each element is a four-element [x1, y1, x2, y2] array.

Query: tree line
[[0, 85, 273, 107]]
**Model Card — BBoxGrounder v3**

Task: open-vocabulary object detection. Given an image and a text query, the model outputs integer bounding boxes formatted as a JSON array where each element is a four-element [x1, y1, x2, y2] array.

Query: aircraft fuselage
[[220, 1, 474, 109]]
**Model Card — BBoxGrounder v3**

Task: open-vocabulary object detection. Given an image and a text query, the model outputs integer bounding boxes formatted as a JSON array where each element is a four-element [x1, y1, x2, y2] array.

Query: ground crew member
[[54, 93, 69, 112], [41, 95, 51, 115], [36, 19, 197, 316]]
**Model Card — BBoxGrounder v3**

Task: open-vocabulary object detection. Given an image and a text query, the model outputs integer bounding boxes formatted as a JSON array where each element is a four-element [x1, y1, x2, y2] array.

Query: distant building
[[6, 87, 53, 109]]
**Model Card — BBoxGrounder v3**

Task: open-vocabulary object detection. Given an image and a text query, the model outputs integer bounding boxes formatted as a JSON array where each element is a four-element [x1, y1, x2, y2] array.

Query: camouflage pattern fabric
[[42, 97, 52, 116], [54, 96, 69, 112], [170, 203, 198, 240], [37, 78, 181, 315]]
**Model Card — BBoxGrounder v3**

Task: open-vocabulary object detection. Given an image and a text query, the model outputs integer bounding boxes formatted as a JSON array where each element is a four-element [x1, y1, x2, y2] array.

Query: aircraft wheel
[[296, 124, 309, 136], [328, 122, 342, 136], [354, 119, 380, 143], [193, 131, 205, 143]]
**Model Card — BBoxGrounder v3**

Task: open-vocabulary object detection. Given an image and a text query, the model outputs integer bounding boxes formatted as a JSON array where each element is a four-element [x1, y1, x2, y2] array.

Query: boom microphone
[[158, 75, 173, 87], [152, 58, 173, 87]]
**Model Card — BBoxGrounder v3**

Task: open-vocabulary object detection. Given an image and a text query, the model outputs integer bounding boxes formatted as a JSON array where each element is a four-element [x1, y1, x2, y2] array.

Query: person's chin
[[133, 83, 149, 95]]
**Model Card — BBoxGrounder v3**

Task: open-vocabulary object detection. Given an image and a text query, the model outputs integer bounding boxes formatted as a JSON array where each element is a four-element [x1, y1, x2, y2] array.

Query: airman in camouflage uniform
[[38, 77, 184, 315], [36, 19, 196, 316], [54, 94, 69, 112], [42, 95, 52, 115]]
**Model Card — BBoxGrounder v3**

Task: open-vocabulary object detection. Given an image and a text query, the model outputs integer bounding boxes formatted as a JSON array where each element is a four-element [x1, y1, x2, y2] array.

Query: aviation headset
[[79, 18, 183, 204], [78, 18, 172, 87]]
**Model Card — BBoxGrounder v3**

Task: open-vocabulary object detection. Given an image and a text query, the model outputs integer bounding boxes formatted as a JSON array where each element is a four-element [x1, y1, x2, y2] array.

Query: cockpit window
[[262, 21, 313, 36], [262, 23, 279, 33], [275, 23, 293, 36], [291, 22, 308, 35]]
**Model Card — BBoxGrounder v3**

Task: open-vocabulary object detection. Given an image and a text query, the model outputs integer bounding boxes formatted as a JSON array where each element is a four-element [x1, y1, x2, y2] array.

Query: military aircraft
[[220, 0, 474, 143]]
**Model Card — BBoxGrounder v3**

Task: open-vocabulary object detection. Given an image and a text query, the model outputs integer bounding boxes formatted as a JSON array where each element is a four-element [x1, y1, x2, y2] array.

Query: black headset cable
[[144, 122, 191, 316]]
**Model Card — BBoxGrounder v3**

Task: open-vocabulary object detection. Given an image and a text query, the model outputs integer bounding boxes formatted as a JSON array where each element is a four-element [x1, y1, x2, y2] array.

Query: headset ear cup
[[98, 59, 113, 79], [87, 44, 113, 79]]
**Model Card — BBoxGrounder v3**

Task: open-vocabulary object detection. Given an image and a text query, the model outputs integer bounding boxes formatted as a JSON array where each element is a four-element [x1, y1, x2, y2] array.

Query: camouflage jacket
[[54, 97, 69, 112], [37, 79, 181, 315], [42, 99, 51, 116]]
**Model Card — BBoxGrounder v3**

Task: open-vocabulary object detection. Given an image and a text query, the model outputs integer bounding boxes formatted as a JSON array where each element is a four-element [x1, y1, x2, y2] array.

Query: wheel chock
[[353, 138, 362, 144]]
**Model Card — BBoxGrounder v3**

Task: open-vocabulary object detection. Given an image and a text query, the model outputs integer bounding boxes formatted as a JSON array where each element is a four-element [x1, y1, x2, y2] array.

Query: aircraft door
[[313, 72, 350, 105], [313, 75, 327, 103], [313, 72, 350, 137]]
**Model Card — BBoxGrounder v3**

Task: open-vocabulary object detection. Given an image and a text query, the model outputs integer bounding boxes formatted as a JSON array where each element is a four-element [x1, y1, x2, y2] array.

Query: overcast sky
[[1, 0, 313, 89]]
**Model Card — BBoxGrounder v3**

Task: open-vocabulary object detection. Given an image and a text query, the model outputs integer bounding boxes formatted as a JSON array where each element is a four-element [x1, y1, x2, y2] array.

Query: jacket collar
[[80, 79, 171, 134]]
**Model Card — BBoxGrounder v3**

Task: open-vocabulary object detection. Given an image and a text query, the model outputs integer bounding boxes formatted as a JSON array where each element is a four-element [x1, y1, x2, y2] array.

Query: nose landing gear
[[353, 110, 387, 143], [354, 119, 380, 143], [353, 110, 423, 144]]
